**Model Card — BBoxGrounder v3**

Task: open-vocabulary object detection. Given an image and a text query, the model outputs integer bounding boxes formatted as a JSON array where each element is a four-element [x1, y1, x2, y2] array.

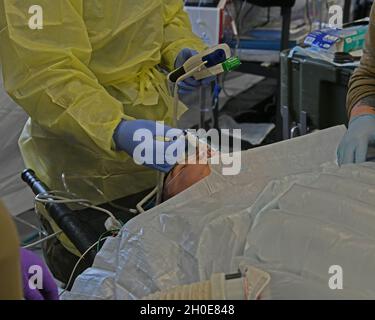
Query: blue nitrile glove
[[175, 48, 216, 95], [114, 120, 186, 173], [337, 114, 375, 165]]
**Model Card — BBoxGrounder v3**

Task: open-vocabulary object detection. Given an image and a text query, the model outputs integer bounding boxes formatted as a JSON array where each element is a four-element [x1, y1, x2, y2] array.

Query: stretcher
[[62, 125, 375, 300]]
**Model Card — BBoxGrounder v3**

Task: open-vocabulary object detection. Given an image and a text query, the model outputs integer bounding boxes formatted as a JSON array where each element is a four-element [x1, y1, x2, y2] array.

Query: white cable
[[59, 236, 110, 297], [136, 60, 213, 210], [35, 191, 122, 229], [22, 231, 62, 249], [156, 62, 209, 203], [135, 61, 210, 212], [81, 177, 138, 214], [136, 187, 157, 213], [61, 172, 137, 214]]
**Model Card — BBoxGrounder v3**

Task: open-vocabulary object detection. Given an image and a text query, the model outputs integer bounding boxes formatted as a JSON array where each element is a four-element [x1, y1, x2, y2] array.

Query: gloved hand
[[114, 120, 186, 173], [337, 114, 375, 165], [20, 248, 59, 300], [175, 48, 216, 95]]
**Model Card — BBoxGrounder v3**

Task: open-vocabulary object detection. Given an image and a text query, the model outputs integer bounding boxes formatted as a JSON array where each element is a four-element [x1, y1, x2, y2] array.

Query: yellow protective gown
[[0, 0, 205, 201], [0, 0, 205, 255]]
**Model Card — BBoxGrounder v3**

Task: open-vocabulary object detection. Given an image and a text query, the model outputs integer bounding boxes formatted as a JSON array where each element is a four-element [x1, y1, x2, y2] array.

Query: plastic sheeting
[[66, 125, 375, 300], [240, 162, 375, 299], [219, 114, 275, 146], [0, 69, 34, 216]]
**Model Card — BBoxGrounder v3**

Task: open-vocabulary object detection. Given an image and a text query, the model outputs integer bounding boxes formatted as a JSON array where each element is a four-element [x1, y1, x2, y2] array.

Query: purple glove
[[175, 48, 216, 95], [20, 248, 59, 300]]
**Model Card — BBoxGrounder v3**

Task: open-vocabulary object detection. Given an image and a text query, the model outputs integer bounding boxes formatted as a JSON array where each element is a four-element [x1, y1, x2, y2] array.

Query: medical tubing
[[21, 169, 98, 263], [136, 187, 157, 213], [172, 61, 208, 127], [139, 62, 209, 207], [152, 63, 208, 203]]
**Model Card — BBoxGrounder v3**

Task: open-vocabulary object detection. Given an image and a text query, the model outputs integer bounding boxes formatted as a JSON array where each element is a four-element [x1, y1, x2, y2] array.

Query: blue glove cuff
[[350, 114, 375, 126]]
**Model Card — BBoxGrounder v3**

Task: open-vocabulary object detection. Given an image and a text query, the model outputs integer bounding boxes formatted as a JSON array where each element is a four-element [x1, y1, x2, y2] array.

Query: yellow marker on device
[[154, 136, 173, 142]]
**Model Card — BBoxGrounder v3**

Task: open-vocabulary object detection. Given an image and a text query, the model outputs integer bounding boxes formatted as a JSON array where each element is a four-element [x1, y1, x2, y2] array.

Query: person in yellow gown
[[0, 0, 212, 283]]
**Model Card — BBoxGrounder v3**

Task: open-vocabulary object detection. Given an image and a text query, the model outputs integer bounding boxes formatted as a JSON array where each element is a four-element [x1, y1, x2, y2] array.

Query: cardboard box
[[304, 25, 368, 53]]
